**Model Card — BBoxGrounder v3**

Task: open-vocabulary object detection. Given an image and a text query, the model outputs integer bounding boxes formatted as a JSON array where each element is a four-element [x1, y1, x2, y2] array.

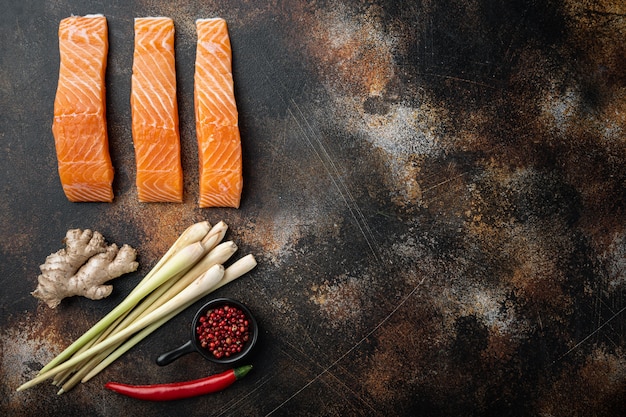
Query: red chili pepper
[[104, 365, 252, 401]]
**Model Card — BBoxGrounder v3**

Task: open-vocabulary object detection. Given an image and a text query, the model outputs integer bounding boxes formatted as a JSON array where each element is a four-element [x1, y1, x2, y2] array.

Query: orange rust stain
[[481, 327, 519, 364], [538, 347, 626, 416], [309, 276, 365, 328], [302, 6, 395, 96]]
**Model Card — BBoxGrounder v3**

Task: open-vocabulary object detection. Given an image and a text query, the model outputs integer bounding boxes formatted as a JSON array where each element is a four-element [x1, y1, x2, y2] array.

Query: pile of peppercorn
[[196, 304, 251, 359]]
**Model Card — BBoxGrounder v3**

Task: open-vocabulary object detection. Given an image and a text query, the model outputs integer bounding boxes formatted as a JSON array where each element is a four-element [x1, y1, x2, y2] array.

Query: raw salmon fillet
[[131, 17, 182, 202], [52, 15, 114, 202], [194, 18, 243, 208]]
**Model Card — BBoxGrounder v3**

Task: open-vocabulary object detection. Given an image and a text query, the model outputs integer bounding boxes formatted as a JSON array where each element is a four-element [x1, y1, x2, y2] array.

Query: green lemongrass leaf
[[81, 253, 242, 384], [57, 345, 113, 394], [57, 271, 180, 393], [51, 327, 104, 386], [90, 268, 186, 345], [81, 304, 186, 383]]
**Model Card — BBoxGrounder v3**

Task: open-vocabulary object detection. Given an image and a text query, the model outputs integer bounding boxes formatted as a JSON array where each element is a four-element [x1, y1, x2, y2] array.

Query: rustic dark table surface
[[1, 1, 625, 416]]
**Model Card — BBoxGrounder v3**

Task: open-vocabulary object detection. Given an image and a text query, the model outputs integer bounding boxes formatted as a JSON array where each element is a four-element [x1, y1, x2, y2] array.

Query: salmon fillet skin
[[131, 17, 183, 203], [194, 18, 243, 208], [52, 14, 114, 203]]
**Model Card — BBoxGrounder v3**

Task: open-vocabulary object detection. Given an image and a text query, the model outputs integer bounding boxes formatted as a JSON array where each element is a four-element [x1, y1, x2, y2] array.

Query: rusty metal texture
[[1, 0, 625, 416]]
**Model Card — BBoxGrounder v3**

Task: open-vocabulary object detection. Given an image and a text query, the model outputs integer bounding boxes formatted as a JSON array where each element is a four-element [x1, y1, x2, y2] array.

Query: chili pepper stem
[[233, 364, 253, 380]]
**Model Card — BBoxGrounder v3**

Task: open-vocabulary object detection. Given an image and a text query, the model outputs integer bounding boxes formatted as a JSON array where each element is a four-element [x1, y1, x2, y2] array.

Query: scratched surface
[[1, 1, 626, 416]]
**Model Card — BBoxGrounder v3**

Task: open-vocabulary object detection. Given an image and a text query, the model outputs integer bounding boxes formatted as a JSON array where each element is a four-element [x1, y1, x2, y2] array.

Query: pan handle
[[156, 340, 196, 366]]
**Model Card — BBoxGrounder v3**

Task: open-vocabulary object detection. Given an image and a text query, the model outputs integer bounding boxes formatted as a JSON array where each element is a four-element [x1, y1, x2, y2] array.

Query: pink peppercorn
[[196, 304, 251, 359]]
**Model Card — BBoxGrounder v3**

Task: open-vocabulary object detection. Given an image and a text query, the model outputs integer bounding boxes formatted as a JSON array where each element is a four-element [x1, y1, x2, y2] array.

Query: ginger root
[[32, 229, 139, 308]]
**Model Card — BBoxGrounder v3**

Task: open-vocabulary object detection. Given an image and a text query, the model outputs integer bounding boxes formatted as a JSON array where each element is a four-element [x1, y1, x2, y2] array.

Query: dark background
[[1, 1, 625, 416]]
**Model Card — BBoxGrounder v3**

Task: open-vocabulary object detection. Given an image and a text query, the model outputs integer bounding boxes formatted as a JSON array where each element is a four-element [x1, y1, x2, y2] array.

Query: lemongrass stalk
[[82, 253, 257, 384], [81, 303, 187, 383], [201, 221, 228, 251], [34, 242, 206, 377], [129, 221, 211, 296], [53, 298, 146, 386], [144, 241, 237, 311], [55, 272, 182, 389], [93, 241, 236, 348], [90, 268, 187, 344], [214, 254, 257, 291], [57, 270, 189, 390], [52, 371, 69, 386], [60, 317, 151, 393], [17, 264, 224, 392], [53, 367, 75, 388], [76, 244, 237, 384], [50, 325, 105, 386], [57, 344, 115, 394], [51, 328, 101, 386], [52, 364, 75, 386]]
